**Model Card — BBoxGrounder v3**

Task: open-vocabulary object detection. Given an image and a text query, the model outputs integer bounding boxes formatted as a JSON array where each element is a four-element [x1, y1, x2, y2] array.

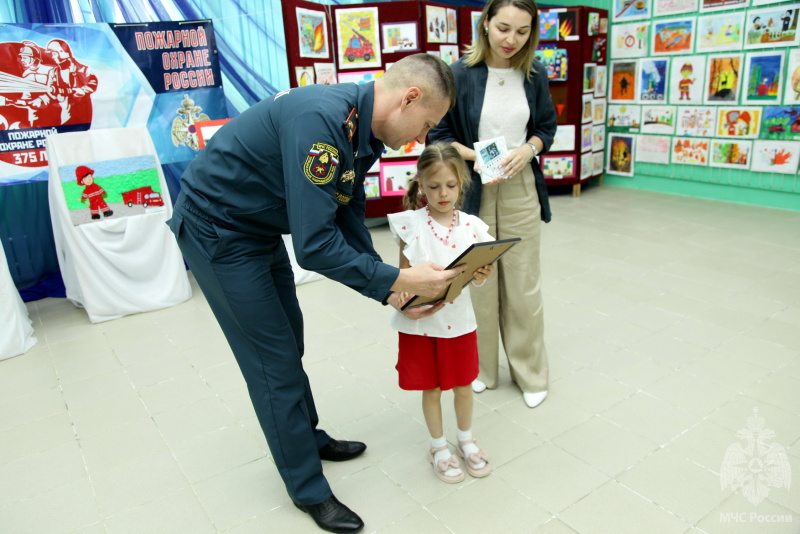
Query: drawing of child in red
[[76, 165, 113, 220]]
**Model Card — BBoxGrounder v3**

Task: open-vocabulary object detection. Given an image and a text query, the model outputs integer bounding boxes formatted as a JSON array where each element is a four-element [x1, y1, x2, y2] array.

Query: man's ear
[[404, 87, 422, 108]]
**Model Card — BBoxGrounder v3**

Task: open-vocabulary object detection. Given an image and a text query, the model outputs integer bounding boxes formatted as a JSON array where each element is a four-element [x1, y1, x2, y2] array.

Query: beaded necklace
[[426, 206, 457, 248]]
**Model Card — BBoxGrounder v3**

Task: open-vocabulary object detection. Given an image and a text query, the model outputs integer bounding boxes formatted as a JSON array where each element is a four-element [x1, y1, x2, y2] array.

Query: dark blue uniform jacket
[[176, 82, 398, 301]]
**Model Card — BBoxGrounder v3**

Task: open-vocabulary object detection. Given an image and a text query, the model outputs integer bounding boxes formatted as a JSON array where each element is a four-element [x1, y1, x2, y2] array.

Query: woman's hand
[[498, 145, 534, 180]]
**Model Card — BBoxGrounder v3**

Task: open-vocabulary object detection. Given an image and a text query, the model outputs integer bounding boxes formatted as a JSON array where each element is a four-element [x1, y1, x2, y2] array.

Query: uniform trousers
[[471, 165, 549, 393], [169, 197, 332, 505]]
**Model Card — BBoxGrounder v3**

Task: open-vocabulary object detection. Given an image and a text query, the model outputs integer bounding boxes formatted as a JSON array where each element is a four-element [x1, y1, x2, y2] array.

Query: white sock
[[431, 436, 460, 476], [457, 428, 485, 469]]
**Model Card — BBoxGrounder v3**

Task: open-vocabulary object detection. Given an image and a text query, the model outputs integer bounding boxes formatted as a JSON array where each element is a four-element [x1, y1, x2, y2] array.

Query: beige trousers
[[471, 165, 549, 393]]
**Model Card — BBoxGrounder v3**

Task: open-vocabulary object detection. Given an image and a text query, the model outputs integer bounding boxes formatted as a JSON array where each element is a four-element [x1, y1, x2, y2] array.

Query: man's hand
[[387, 292, 446, 319], [391, 261, 465, 298]]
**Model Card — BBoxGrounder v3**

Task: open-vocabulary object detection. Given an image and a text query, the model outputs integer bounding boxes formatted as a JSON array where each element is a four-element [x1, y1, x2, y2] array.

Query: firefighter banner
[[0, 21, 227, 186]]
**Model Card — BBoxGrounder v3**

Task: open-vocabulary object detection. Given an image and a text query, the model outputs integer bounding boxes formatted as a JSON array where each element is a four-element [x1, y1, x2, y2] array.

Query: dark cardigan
[[429, 57, 557, 222]]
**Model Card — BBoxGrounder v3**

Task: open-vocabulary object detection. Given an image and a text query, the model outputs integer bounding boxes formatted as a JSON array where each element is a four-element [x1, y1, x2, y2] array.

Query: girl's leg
[[423, 388, 461, 478], [453, 386, 486, 470]]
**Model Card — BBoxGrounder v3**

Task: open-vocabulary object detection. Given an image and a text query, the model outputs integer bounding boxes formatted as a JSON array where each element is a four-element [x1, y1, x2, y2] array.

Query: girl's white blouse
[[387, 208, 494, 338]]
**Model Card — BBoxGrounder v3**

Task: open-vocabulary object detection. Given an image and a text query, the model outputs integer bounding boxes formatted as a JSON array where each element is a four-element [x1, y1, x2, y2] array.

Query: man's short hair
[[383, 53, 457, 111]]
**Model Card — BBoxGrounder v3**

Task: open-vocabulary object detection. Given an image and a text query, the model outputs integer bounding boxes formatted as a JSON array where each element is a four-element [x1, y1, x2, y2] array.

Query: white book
[[473, 137, 509, 183]]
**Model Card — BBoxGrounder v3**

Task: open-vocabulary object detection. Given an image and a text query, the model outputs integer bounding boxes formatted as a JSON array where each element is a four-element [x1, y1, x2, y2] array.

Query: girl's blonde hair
[[403, 142, 471, 210], [463, 0, 540, 79]]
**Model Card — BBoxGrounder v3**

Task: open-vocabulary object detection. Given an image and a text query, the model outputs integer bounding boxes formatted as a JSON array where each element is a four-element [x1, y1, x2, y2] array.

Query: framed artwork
[[446, 8, 458, 43], [314, 63, 336, 85], [296, 7, 329, 59], [592, 36, 608, 64], [470, 11, 482, 45], [676, 107, 717, 136], [642, 105, 677, 134], [709, 138, 753, 168], [595, 66, 608, 98], [716, 107, 763, 138], [426, 5, 447, 44], [295, 66, 315, 87], [592, 151, 605, 175], [592, 124, 606, 151], [669, 56, 706, 105], [381, 22, 419, 53], [581, 152, 592, 179], [588, 13, 601, 35], [440, 45, 459, 65], [652, 17, 696, 56], [536, 46, 569, 81], [671, 137, 710, 164], [785, 49, 800, 105], [594, 98, 607, 124], [581, 124, 594, 152], [336, 7, 381, 69], [700, 0, 747, 13], [760, 106, 800, 140], [654, 0, 698, 17], [607, 133, 636, 176], [552, 125, 576, 151], [558, 10, 579, 40], [540, 11, 560, 41], [610, 59, 639, 103], [744, 6, 800, 49], [610, 22, 649, 59], [540, 154, 577, 179], [582, 94, 594, 124], [608, 104, 642, 130], [636, 134, 671, 163], [613, 0, 650, 22], [364, 174, 380, 199], [742, 51, 785, 104], [750, 140, 800, 173], [704, 53, 744, 104], [383, 140, 425, 158], [584, 63, 597, 93], [380, 161, 416, 196], [696, 13, 745, 53], [638, 57, 669, 103], [337, 70, 384, 85]]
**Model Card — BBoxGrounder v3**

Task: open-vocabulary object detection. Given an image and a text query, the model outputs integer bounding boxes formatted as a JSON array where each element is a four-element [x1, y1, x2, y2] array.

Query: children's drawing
[[607, 104, 641, 131], [613, 0, 651, 22], [744, 6, 800, 49], [785, 49, 800, 105], [336, 7, 381, 69], [535, 46, 568, 81], [541, 154, 577, 178], [592, 151, 605, 175], [696, 12, 745, 52], [552, 125, 576, 151], [742, 51, 784, 104], [426, 5, 447, 44], [669, 55, 706, 104], [607, 133, 636, 175], [700, 0, 747, 13], [364, 174, 380, 199], [584, 63, 597, 93], [716, 107, 762, 138], [582, 94, 594, 124], [558, 10, 579, 40], [636, 134, 671, 164], [593, 124, 606, 151], [297, 7, 329, 59], [582, 124, 593, 152], [641, 105, 677, 134], [676, 107, 717, 136], [540, 11, 560, 41], [381, 22, 419, 53], [638, 57, 669, 103], [750, 140, 800, 173], [446, 8, 458, 44], [595, 66, 608, 98], [380, 161, 416, 196], [654, 0, 698, 17], [610, 22, 648, 59], [594, 98, 607, 124], [610, 60, 638, 103], [759, 106, 800, 140], [671, 137, 710, 164], [709, 138, 752, 168], [581, 152, 592, 179], [704, 53, 743, 104], [652, 17, 696, 56]]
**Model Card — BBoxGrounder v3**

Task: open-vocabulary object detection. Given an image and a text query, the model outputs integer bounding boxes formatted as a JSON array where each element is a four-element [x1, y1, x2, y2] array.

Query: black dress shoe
[[293, 495, 364, 533], [318, 439, 367, 462]]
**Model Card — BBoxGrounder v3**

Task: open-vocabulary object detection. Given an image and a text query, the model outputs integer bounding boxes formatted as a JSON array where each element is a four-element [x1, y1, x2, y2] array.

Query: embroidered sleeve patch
[[304, 143, 340, 185]]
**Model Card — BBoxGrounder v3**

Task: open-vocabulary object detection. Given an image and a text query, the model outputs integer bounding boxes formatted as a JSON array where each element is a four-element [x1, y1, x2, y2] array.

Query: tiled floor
[[2, 185, 799, 534]]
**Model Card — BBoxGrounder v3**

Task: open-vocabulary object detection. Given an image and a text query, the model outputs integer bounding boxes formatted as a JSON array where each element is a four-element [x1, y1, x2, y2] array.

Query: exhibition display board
[[46, 126, 191, 323]]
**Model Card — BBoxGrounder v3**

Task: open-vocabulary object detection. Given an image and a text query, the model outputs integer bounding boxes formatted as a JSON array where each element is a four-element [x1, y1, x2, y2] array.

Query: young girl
[[387, 143, 495, 483]]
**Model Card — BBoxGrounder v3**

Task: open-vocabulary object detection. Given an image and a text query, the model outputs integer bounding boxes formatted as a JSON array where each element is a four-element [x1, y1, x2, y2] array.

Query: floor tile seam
[[610, 476, 699, 529]]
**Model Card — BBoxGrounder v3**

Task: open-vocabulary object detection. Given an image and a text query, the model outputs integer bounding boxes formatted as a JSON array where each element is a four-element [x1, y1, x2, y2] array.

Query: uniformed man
[[167, 53, 459, 534]]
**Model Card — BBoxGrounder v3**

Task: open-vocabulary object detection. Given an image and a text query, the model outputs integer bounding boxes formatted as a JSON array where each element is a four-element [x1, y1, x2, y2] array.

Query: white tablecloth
[[0, 242, 36, 360]]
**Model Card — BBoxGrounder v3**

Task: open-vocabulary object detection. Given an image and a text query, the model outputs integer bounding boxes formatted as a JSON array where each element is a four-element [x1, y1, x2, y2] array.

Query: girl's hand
[[472, 264, 494, 283], [499, 146, 533, 179]]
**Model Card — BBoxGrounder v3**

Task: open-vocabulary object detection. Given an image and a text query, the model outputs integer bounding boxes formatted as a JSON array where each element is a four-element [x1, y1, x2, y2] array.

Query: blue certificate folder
[[401, 237, 521, 310]]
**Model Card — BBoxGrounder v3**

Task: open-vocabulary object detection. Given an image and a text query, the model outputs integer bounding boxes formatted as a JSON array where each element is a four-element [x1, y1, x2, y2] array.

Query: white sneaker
[[523, 390, 548, 408], [472, 379, 487, 393]]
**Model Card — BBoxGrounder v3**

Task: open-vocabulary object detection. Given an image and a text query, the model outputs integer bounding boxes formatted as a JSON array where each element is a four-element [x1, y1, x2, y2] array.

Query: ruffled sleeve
[[387, 209, 428, 265], [465, 213, 494, 243]]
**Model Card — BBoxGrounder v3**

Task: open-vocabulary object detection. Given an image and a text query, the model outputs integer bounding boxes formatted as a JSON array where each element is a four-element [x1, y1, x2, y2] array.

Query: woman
[[429, 0, 556, 408]]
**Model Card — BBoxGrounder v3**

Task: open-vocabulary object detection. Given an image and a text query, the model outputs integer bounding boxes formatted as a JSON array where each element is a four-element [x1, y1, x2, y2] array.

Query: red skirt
[[397, 331, 479, 391]]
